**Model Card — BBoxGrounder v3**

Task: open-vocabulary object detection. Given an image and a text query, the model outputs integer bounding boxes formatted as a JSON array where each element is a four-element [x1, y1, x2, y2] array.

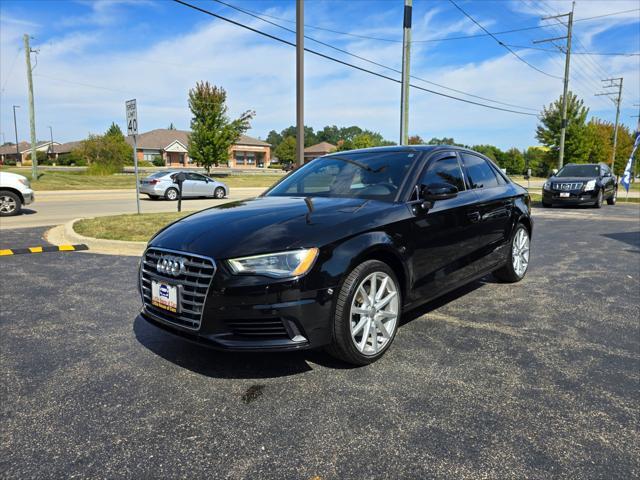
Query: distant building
[[0, 141, 60, 164], [304, 141, 336, 162], [126, 129, 271, 168]]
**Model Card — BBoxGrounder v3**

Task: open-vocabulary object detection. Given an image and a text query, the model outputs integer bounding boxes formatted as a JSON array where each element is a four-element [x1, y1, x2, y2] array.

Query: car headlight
[[18, 178, 30, 188], [228, 248, 319, 278], [584, 180, 597, 191], [543, 180, 551, 190]]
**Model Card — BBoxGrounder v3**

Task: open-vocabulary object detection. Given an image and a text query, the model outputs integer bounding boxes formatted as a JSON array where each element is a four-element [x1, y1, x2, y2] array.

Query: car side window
[[187, 173, 205, 181], [461, 153, 500, 189], [420, 154, 465, 192]]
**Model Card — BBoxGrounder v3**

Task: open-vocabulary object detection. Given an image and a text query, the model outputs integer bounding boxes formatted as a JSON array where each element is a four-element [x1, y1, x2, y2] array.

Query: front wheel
[[493, 224, 530, 283], [0, 191, 22, 217], [606, 189, 617, 205], [593, 190, 603, 208], [326, 260, 401, 366], [214, 187, 225, 199]]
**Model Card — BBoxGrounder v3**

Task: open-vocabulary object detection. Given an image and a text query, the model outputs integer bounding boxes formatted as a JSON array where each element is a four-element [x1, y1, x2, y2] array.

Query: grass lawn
[[0, 167, 284, 190], [74, 212, 191, 242]]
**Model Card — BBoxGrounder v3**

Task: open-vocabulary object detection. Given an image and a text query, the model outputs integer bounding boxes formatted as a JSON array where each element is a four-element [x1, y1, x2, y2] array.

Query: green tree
[[275, 136, 297, 163], [279, 125, 317, 147], [427, 137, 462, 146], [408, 135, 425, 145], [524, 147, 549, 177], [75, 133, 133, 175], [536, 91, 590, 171], [188, 81, 255, 172], [503, 148, 525, 174], [266, 130, 283, 150], [584, 118, 635, 174], [105, 122, 124, 139], [316, 125, 341, 144], [167, 123, 176, 130], [337, 131, 394, 151]]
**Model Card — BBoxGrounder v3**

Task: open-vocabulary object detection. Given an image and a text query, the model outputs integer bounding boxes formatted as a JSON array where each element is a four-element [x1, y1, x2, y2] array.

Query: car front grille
[[552, 182, 583, 191], [225, 318, 290, 339], [140, 247, 216, 330]]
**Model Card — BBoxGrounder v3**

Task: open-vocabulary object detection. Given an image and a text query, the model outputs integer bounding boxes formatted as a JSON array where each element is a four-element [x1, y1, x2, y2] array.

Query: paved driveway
[[1, 206, 639, 479]]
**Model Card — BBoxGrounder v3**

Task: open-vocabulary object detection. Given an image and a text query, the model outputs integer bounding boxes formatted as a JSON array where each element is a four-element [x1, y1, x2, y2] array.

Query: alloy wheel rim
[[512, 228, 530, 278], [0, 195, 17, 213], [168, 190, 177, 200], [216, 189, 224, 198], [350, 271, 399, 356]]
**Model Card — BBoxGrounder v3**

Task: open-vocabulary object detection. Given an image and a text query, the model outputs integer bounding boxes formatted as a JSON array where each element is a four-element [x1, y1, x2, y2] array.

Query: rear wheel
[[214, 187, 225, 199], [606, 189, 617, 205], [594, 190, 603, 208], [327, 260, 401, 366], [164, 188, 179, 201], [493, 224, 530, 283], [0, 191, 21, 217]]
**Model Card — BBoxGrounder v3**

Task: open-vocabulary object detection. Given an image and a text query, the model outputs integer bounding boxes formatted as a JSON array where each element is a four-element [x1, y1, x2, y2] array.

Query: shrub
[[75, 133, 132, 175], [152, 155, 165, 167], [57, 152, 87, 166]]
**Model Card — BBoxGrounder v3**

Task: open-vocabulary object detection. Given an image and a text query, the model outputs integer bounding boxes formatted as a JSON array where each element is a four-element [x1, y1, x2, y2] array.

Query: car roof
[[323, 144, 478, 156]]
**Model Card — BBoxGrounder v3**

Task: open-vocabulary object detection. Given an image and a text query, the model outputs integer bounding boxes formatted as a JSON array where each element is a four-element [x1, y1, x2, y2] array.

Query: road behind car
[[1, 207, 639, 478]]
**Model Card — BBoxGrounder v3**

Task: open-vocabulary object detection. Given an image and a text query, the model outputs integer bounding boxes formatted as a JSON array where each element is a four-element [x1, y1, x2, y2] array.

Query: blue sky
[[1, 0, 638, 149]]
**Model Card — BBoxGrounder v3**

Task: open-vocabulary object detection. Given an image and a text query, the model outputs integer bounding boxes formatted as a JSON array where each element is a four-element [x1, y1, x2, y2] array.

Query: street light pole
[[296, 0, 304, 167], [399, 0, 412, 145], [49, 126, 54, 162], [12, 105, 20, 164]]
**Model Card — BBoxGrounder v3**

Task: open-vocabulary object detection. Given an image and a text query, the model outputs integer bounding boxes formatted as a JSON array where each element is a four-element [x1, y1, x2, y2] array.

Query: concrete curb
[[45, 218, 146, 257]]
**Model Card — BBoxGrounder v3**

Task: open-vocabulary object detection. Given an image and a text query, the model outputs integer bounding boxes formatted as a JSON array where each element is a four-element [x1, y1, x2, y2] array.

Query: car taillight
[[149, 179, 159, 185]]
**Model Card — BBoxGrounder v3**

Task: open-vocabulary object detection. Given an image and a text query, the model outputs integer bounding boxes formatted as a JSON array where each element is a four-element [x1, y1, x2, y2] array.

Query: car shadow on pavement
[[15, 208, 37, 215], [400, 275, 494, 326], [133, 315, 356, 379], [602, 231, 640, 251]]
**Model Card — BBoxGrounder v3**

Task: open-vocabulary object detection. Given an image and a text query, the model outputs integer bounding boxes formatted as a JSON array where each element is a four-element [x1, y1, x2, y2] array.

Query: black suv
[[542, 163, 617, 208], [139, 146, 533, 365]]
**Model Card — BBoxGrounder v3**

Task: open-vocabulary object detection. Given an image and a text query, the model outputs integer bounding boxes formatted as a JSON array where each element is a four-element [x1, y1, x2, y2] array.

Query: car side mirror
[[420, 183, 458, 209]]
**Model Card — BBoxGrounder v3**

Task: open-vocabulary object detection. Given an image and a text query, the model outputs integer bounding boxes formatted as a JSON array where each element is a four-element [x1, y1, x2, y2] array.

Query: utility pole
[[12, 105, 20, 164], [23, 34, 38, 180], [399, 0, 412, 145], [596, 77, 623, 171], [49, 126, 54, 160], [534, 1, 573, 169], [296, 0, 304, 167]]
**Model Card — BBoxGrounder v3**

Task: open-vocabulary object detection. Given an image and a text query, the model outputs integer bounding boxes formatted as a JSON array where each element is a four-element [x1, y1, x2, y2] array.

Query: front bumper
[[542, 189, 598, 205], [140, 265, 336, 352], [22, 188, 34, 205]]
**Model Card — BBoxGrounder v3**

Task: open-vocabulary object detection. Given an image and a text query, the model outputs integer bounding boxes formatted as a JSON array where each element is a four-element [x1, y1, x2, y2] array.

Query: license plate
[[151, 281, 179, 313], [559, 192, 570, 198]]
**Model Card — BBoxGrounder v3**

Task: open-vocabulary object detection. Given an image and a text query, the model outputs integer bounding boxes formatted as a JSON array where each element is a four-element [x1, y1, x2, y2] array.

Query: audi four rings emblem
[[157, 255, 186, 276]]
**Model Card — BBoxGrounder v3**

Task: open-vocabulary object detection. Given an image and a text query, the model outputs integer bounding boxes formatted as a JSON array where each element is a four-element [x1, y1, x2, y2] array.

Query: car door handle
[[467, 211, 481, 223]]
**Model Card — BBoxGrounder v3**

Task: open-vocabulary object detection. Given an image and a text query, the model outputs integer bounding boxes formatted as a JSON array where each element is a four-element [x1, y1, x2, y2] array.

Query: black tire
[[593, 190, 603, 208], [147, 194, 159, 200], [164, 188, 179, 201], [326, 260, 402, 366], [606, 189, 617, 205], [214, 187, 225, 199], [0, 190, 22, 217], [493, 224, 530, 283]]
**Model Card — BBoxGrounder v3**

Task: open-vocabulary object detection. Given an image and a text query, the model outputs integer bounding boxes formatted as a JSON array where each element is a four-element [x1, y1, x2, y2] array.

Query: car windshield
[[556, 164, 600, 178], [266, 151, 417, 201]]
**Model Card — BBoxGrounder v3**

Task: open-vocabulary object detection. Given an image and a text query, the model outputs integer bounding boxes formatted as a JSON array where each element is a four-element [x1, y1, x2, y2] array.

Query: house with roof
[[304, 141, 336, 162], [126, 129, 272, 168], [0, 141, 60, 164]]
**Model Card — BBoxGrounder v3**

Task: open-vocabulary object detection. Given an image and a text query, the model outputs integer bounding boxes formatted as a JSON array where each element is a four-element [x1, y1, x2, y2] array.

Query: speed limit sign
[[126, 99, 138, 136]]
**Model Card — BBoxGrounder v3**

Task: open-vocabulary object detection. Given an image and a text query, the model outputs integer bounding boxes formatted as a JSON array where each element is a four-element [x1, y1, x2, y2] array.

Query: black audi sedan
[[542, 162, 618, 208], [139, 146, 532, 365]]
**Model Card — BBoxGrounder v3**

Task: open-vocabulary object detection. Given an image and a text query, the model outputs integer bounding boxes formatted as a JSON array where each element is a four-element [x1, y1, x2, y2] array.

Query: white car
[[0, 172, 35, 216], [139, 171, 229, 200]]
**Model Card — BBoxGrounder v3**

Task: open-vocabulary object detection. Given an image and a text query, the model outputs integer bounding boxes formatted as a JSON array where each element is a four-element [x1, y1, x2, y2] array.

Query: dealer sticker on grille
[[151, 281, 179, 313]]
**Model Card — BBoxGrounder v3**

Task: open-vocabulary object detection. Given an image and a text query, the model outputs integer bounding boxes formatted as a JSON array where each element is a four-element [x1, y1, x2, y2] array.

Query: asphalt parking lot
[[1, 205, 639, 479]]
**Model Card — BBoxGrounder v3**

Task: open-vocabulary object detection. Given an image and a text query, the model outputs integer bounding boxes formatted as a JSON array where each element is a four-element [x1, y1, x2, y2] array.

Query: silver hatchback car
[[139, 171, 229, 200]]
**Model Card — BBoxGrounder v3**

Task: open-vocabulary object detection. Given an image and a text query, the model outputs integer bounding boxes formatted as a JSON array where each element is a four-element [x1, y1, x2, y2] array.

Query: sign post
[[126, 99, 141, 214]]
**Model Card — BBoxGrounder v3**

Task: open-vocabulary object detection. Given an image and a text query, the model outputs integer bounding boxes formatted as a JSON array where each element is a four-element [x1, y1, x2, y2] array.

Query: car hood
[[149, 196, 406, 259]]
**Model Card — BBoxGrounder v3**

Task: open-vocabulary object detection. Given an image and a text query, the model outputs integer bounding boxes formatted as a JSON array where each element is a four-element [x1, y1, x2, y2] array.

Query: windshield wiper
[[330, 156, 386, 173]]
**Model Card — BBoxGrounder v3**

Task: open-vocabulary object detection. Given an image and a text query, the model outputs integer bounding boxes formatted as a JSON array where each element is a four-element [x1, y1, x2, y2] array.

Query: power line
[[505, 45, 639, 56], [210, 0, 539, 111], [448, 0, 562, 80], [173, 0, 538, 116], [207, 3, 640, 45], [1, 47, 22, 93]]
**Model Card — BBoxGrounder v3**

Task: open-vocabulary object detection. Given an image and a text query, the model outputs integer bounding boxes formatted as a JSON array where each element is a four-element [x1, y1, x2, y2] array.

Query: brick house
[[126, 129, 271, 168], [0, 141, 60, 164], [304, 141, 336, 163]]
